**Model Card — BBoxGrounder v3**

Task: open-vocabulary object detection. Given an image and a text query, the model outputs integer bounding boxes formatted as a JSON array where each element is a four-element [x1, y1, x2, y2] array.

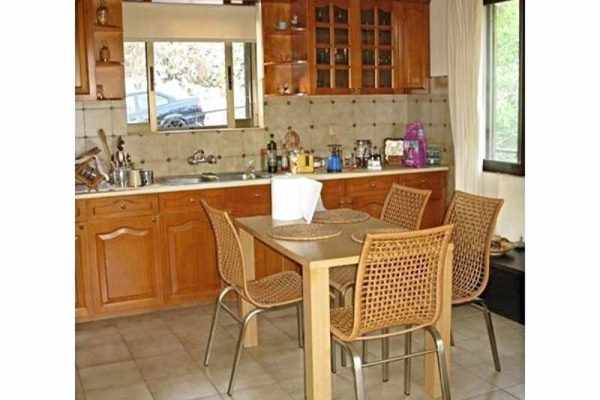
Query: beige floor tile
[[136, 350, 201, 380], [125, 331, 186, 359], [117, 315, 171, 342], [75, 324, 120, 349], [85, 383, 153, 400], [79, 361, 144, 391], [146, 371, 219, 400], [227, 383, 294, 400], [204, 357, 276, 393], [464, 389, 520, 400], [76, 337, 132, 368], [504, 383, 524, 399]]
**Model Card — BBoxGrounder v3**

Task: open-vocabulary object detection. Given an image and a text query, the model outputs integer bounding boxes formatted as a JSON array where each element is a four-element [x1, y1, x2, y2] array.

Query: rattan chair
[[443, 191, 504, 371], [201, 201, 304, 395], [329, 184, 431, 366], [331, 226, 454, 400]]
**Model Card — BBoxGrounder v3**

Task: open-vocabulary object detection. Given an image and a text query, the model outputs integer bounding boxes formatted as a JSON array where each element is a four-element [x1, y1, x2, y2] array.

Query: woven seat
[[247, 271, 303, 307], [329, 266, 357, 293], [330, 226, 454, 400], [443, 191, 504, 372], [201, 201, 304, 395]]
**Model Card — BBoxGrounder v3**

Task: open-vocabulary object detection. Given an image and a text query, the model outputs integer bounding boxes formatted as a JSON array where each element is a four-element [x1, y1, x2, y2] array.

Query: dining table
[[235, 215, 453, 400]]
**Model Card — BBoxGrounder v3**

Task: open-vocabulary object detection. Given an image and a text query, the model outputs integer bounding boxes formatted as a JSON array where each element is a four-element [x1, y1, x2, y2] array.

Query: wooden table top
[[235, 215, 399, 268]]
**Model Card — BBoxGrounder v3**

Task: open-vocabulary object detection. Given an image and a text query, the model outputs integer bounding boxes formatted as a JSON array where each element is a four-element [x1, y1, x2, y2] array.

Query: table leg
[[239, 228, 258, 348], [303, 264, 332, 400], [425, 244, 453, 398]]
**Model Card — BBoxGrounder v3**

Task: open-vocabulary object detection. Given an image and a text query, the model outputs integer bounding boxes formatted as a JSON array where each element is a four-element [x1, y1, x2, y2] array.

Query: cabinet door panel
[[225, 185, 271, 217], [350, 193, 388, 218], [162, 213, 219, 304], [89, 216, 162, 314], [75, 223, 90, 318], [320, 179, 346, 209], [395, 2, 429, 91]]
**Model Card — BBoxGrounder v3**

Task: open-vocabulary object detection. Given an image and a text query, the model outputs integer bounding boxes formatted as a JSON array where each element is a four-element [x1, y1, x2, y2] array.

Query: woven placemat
[[312, 208, 370, 224], [351, 227, 407, 244], [270, 223, 342, 241]]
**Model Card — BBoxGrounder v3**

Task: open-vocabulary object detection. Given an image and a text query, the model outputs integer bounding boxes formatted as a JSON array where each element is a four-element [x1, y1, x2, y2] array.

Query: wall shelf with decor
[[262, 0, 311, 95], [87, 0, 125, 100]]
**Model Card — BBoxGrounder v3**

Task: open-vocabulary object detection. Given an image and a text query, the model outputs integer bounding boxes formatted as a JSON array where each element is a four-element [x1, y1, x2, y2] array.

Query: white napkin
[[271, 176, 323, 223]]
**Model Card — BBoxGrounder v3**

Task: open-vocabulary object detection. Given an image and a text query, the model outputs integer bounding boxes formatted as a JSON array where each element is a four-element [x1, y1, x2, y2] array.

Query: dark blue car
[[126, 92, 206, 129]]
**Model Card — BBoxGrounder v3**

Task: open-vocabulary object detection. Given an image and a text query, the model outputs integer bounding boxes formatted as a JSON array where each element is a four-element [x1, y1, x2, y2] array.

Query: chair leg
[[381, 329, 389, 383], [404, 330, 412, 395], [204, 287, 231, 367], [337, 292, 348, 368], [478, 300, 502, 372], [227, 308, 262, 396], [362, 341, 368, 363], [296, 302, 304, 349], [425, 326, 452, 400], [450, 329, 455, 346], [344, 342, 367, 400], [331, 335, 337, 374]]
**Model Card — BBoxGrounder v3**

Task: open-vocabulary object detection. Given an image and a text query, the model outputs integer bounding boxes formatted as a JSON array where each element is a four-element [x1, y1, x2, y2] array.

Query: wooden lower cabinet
[[161, 212, 220, 305], [75, 223, 90, 318], [88, 215, 163, 315], [76, 170, 448, 321]]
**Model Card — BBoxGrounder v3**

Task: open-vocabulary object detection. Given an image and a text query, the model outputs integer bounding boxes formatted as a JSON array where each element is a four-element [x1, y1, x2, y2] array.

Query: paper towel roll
[[271, 176, 303, 221]]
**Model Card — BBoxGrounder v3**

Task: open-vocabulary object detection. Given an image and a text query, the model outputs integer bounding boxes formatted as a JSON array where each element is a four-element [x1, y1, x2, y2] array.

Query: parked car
[[126, 91, 206, 129]]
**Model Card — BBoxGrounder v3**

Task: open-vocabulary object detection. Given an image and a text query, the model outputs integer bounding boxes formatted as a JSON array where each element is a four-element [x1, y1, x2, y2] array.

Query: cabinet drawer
[[76, 200, 87, 222], [225, 185, 271, 217], [346, 176, 395, 195], [88, 195, 158, 219], [400, 172, 446, 200], [159, 189, 225, 216]]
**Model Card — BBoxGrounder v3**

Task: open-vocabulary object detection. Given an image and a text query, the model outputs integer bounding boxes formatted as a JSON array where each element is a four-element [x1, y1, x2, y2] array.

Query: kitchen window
[[124, 40, 257, 132], [484, 0, 524, 176]]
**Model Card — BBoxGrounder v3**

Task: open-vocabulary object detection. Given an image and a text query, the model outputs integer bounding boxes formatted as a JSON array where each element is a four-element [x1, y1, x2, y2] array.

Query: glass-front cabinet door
[[313, 0, 353, 93], [359, 0, 394, 93]]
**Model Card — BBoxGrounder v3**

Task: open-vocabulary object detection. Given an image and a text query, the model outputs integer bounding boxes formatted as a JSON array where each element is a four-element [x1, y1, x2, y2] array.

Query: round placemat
[[270, 223, 342, 241], [351, 227, 407, 244], [312, 208, 370, 224]]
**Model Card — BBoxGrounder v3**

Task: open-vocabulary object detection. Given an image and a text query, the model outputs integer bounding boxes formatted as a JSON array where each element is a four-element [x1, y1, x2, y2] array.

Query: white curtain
[[447, 0, 485, 194]]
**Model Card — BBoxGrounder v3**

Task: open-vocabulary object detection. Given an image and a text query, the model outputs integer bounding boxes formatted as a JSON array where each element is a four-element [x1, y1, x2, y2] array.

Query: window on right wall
[[484, 0, 524, 176]]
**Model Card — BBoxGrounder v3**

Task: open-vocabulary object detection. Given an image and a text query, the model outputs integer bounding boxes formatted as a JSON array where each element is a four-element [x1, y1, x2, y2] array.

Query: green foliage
[[491, 0, 520, 163]]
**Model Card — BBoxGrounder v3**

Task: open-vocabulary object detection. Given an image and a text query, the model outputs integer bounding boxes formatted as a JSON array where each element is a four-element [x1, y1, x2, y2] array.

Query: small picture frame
[[383, 138, 404, 165]]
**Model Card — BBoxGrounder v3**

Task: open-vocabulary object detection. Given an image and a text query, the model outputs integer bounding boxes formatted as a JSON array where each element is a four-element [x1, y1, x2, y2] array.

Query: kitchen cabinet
[[88, 215, 163, 315], [75, 169, 447, 321], [158, 189, 225, 305], [394, 0, 430, 92], [263, 0, 431, 95], [75, 223, 91, 318], [75, 0, 96, 99]]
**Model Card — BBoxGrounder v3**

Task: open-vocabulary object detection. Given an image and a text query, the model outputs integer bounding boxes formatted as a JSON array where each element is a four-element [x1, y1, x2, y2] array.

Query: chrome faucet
[[242, 160, 256, 180], [188, 149, 218, 165]]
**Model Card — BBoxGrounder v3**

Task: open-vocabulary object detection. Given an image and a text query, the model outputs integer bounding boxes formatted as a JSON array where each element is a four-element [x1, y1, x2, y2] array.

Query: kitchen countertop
[[75, 166, 448, 200]]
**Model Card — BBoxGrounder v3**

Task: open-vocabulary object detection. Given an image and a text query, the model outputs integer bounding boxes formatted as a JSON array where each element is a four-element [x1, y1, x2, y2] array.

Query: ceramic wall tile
[[84, 109, 113, 137], [76, 138, 87, 156], [140, 134, 169, 162], [168, 159, 198, 176], [242, 129, 268, 156], [82, 101, 112, 110], [308, 97, 335, 126], [220, 131, 244, 157], [196, 131, 223, 158], [112, 107, 127, 135], [166, 133, 197, 160], [76, 110, 86, 138], [142, 160, 169, 178]]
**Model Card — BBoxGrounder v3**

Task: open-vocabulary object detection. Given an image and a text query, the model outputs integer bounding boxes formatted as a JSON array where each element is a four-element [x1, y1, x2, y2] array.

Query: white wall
[[430, 0, 448, 77], [482, 173, 525, 242]]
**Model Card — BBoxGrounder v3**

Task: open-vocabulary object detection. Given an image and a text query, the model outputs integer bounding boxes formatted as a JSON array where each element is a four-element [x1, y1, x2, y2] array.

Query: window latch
[[227, 66, 233, 91]]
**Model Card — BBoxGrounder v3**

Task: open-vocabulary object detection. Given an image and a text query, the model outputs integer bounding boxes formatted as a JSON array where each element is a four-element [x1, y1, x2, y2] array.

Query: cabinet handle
[[253, 193, 261, 198], [120, 202, 127, 210], [369, 182, 376, 188], [78, 225, 84, 230], [189, 197, 196, 203], [152, 216, 158, 223]]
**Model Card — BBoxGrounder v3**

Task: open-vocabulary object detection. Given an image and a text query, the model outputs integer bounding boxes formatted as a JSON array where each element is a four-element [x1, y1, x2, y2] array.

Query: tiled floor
[[76, 303, 524, 400]]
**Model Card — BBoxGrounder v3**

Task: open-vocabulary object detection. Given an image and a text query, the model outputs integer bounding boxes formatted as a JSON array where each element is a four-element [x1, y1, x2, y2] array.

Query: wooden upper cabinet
[[357, 0, 395, 93], [88, 215, 163, 315], [312, 0, 357, 94], [394, 0, 430, 92], [75, 0, 96, 99]]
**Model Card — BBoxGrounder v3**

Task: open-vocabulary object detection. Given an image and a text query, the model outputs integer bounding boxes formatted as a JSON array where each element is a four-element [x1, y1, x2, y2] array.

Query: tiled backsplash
[[75, 93, 453, 178]]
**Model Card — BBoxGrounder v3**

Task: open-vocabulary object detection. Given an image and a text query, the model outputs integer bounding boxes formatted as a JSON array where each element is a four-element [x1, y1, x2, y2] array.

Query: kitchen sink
[[157, 172, 271, 186]]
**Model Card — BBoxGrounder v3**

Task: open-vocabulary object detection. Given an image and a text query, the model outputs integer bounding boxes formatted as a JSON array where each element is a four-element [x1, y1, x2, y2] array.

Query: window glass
[[124, 42, 149, 124], [153, 41, 226, 130], [233, 42, 253, 121], [486, 0, 520, 164]]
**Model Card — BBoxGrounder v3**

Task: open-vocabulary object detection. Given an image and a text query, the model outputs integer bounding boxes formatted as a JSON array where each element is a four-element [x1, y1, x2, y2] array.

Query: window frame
[[483, 0, 525, 176], [124, 38, 258, 134]]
